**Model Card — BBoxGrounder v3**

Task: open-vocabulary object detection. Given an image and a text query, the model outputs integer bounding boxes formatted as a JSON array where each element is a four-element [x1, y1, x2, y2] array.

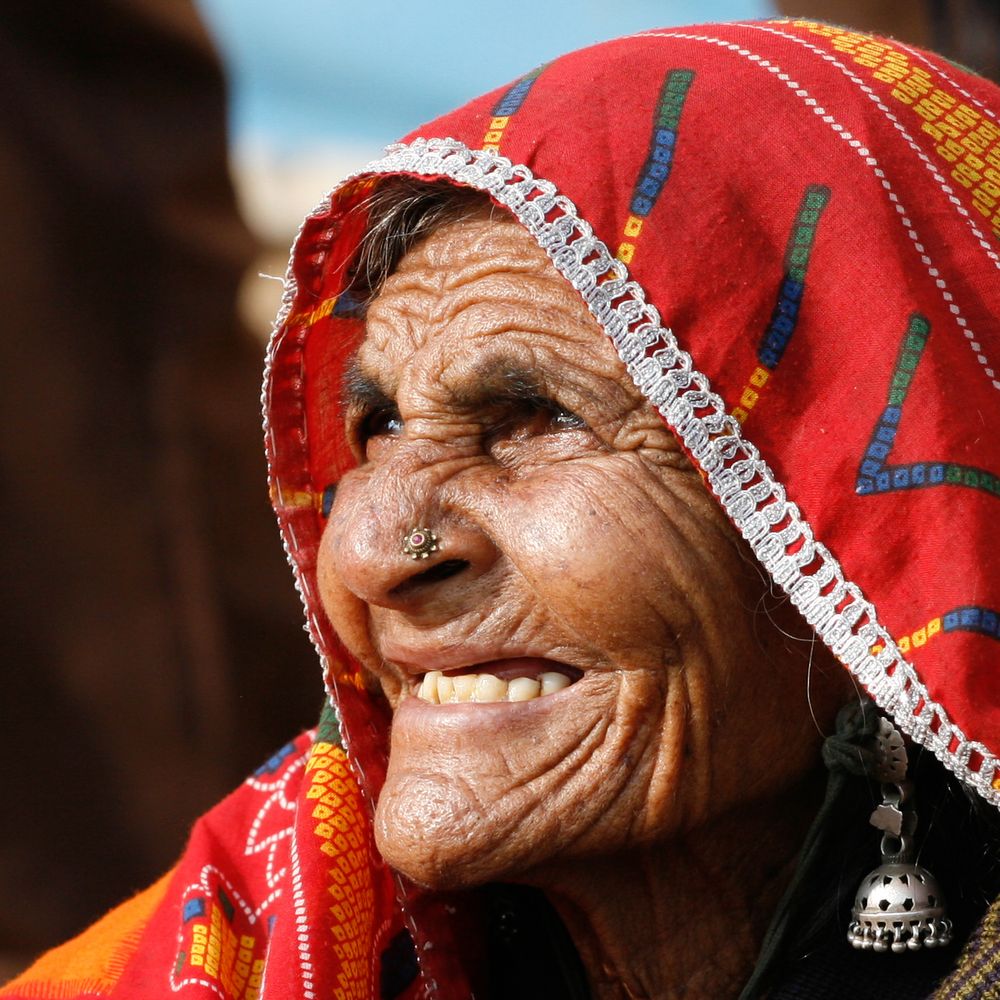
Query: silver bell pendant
[[847, 719, 952, 953], [849, 857, 952, 953]]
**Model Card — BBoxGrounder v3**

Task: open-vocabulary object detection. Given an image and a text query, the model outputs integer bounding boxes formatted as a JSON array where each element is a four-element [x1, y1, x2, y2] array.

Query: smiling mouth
[[414, 657, 583, 704]]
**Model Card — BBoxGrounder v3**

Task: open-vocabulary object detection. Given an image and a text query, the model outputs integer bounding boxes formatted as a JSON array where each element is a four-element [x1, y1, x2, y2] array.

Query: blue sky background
[[196, 0, 775, 152]]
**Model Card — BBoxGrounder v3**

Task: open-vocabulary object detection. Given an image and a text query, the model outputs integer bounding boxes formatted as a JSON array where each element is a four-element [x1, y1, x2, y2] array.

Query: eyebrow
[[454, 357, 548, 408], [341, 353, 565, 412], [342, 357, 394, 412]]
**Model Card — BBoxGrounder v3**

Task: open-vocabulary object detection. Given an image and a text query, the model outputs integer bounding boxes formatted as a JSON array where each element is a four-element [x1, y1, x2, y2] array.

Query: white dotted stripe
[[245, 756, 302, 843], [244, 749, 307, 795], [293, 137, 1000, 810], [738, 23, 1000, 268], [170, 975, 223, 995], [637, 28, 1000, 392], [243, 751, 304, 897], [178, 868, 256, 923], [288, 831, 316, 999]]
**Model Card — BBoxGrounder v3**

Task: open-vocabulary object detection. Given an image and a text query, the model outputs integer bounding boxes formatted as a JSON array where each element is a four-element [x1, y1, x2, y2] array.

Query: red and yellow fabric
[[2, 720, 431, 999], [5, 18, 1000, 999]]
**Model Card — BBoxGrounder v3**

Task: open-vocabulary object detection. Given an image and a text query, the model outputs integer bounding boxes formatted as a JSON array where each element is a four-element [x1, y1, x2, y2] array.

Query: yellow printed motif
[[871, 616, 942, 656], [187, 909, 263, 1000], [795, 21, 1000, 241], [305, 742, 377, 1000], [481, 115, 510, 153], [269, 482, 320, 511], [732, 365, 771, 424], [289, 294, 338, 329]]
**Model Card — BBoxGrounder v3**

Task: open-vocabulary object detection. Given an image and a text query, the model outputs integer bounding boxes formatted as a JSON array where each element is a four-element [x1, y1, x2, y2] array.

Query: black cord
[[738, 699, 881, 1000]]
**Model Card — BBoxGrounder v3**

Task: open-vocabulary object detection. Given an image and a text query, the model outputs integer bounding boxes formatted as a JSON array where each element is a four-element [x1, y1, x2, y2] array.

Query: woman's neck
[[522, 785, 821, 1000]]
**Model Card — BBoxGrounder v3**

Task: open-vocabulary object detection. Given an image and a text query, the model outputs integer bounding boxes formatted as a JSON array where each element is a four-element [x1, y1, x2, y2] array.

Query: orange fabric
[[2, 872, 172, 998]]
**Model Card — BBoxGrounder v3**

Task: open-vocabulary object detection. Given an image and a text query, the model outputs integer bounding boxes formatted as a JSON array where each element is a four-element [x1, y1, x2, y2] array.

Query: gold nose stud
[[402, 527, 440, 560]]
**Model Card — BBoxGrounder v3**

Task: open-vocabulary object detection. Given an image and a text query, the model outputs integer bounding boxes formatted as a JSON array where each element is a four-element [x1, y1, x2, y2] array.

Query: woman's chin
[[373, 772, 531, 889]]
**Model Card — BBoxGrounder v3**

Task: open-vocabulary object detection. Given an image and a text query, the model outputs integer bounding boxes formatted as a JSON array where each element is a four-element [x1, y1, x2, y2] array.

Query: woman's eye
[[523, 400, 586, 434], [549, 406, 586, 430], [490, 400, 587, 443], [358, 407, 403, 452]]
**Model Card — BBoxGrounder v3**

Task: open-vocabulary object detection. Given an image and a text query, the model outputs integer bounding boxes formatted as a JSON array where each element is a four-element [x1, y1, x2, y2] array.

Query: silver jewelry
[[402, 526, 439, 560], [848, 718, 952, 953]]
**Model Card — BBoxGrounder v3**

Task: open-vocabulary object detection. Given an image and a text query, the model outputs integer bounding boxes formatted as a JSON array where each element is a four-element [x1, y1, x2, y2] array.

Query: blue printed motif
[[253, 740, 298, 777], [322, 483, 337, 517], [943, 606, 1000, 641], [855, 314, 1000, 498], [333, 289, 364, 318], [629, 70, 694, 218], [757, 185, 830, 370], [492, 66, 544, 117]]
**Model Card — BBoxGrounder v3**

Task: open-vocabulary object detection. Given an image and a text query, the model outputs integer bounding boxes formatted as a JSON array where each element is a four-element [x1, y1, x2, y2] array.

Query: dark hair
[[348, 177, 497, 308]]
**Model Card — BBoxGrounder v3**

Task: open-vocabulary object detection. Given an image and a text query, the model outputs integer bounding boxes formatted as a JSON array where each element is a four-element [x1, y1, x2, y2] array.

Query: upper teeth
[[417, 670, 572, 704]]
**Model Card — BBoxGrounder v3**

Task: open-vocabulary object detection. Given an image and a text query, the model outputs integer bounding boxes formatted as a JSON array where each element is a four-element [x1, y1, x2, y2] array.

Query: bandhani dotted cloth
[[1, 710, 437, 999], [4, 18, 1000, 1000]]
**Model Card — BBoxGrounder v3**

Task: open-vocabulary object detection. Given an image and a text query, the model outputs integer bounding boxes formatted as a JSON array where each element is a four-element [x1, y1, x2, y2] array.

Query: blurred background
[[199, 0, 780, 339], [199, 0, 1000, 343], [1, 0, 997, 980]]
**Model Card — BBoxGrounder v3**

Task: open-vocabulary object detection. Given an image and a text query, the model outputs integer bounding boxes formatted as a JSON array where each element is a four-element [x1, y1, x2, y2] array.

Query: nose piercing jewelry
[[402, 526, 439, 560]]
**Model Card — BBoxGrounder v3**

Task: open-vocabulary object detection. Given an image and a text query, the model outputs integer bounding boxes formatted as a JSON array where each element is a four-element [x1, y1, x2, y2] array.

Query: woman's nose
[[325, 462, 500, 614]]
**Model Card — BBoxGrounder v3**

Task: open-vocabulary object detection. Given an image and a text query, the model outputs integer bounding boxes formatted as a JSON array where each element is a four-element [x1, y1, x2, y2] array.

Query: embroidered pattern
[[856, 313, 1000, 499], [173, 874, 267, 1000], [284, 137, 1000, 806], [733, 184, 830, 423], [173, 747, 303, 997], [304, 741, 376, 999], [616, 69, 694, 264]]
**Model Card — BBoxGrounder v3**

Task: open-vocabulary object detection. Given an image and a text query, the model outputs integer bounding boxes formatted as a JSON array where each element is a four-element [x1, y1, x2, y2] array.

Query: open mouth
[[415, 657, 583, 704]]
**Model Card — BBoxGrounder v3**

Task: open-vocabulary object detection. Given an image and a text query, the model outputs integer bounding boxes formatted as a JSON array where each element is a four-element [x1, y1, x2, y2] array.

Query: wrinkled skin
[[316, 210, 846, 894], [320, 209, 844, 885]]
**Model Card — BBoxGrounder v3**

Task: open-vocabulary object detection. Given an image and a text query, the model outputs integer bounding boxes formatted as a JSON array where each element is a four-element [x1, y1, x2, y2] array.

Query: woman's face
[[317, 210, 837, 888]]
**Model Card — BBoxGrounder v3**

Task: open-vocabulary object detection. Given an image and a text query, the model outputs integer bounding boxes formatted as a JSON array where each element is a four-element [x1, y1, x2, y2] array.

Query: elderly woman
[[4, 17, 1000, 1000]]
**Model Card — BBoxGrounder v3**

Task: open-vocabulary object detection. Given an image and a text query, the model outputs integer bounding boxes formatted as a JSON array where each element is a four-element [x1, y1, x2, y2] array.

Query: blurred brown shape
[[0, 0, 319, 965]]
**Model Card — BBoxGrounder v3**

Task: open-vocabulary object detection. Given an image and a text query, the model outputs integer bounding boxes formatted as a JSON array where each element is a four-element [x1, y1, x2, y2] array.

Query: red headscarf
[[5, 18, 1000, 1000]]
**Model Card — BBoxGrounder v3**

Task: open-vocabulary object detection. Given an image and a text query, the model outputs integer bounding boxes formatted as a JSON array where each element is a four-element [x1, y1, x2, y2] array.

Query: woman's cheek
[[498, 467, 683, 650]]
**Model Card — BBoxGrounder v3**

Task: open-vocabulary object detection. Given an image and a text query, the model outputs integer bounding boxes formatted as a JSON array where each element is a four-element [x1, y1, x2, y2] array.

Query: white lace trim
[[323, 135, 999, 808]]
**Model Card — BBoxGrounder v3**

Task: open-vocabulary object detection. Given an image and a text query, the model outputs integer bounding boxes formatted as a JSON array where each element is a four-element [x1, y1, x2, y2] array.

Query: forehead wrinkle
[[388, 226, 575, 323], [356, 214, 640, 420], [408, 212, 548, 279]]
